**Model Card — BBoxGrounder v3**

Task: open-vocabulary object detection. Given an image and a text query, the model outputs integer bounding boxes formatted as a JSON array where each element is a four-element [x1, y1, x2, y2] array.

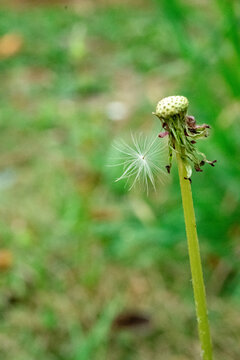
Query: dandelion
[[154, 95, 216, 177], [113, 95, 216, 360], [154, 95, 214, 360], [113, 133, 167, 193]]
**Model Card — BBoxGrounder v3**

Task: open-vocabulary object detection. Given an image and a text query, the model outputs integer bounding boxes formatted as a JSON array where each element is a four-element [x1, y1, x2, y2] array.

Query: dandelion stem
[[176, 151, 213, 360]]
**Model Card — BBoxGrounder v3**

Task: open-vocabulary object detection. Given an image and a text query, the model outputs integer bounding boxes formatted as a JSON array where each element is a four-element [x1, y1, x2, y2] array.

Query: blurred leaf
[[0, 249, 13, 271], [0, 33, 23, 58]]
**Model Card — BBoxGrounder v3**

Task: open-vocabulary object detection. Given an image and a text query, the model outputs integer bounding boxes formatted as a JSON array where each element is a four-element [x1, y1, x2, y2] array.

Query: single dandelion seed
[[113, 133, 167, 193]]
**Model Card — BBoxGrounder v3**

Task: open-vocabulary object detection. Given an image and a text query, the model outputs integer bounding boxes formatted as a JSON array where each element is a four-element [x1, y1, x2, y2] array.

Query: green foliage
[[0, 1, 240, 359]]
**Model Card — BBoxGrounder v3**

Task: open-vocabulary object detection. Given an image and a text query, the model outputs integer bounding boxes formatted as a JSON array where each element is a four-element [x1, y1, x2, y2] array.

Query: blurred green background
[[0, 0, 240, 359]]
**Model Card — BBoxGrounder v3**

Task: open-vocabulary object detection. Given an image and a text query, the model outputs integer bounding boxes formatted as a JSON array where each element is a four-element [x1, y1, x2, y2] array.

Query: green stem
[[176, 151, 213, 360]]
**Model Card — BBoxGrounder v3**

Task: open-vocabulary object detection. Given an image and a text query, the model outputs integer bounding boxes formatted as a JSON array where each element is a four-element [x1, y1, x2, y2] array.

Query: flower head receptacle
[[153, 96, 216, 178]]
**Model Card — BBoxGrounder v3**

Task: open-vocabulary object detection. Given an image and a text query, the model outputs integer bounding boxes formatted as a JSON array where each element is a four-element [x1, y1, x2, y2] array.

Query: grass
[[0, 1, 240, 359]]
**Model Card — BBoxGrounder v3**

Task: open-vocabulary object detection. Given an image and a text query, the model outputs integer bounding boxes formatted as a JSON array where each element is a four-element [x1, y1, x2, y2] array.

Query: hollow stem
[[176, 151, 213, 360]]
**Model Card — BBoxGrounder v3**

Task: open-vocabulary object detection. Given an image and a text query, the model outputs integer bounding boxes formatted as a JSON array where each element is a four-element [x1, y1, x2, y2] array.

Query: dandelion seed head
[[156, 95, 188, 119], [112, 133, 167, 193]]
